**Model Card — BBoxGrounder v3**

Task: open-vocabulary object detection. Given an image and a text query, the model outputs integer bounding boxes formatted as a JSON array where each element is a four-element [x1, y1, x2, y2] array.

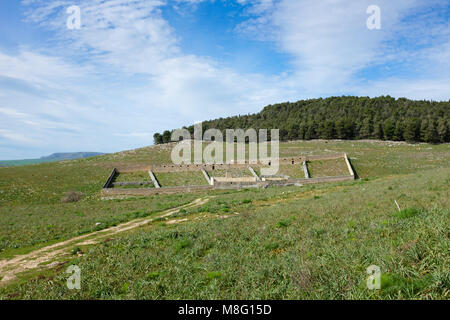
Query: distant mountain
[[40, 152, 104, 161], [0, 152, 105, 167]]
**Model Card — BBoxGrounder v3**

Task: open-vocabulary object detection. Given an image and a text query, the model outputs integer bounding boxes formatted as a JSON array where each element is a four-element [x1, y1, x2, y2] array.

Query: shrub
[[61, 191, 83, 203]]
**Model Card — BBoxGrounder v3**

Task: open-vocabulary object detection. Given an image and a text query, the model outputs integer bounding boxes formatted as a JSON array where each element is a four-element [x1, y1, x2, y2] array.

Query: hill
[[154, 96, 450, 144], [0, 152, 105, 167], [0, 140, 448, 299]]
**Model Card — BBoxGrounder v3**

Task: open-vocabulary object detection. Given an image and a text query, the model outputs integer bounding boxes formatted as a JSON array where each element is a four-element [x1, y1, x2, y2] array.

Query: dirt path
[[0, 197, 210, 286]]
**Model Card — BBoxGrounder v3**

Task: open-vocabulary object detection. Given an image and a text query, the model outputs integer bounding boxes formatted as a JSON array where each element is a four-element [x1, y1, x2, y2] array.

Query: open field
[[153, 171, 209, 187], [253, 164, 306, 178], [207, 168, 253, 178], [0, 140, 448, 299], [114, 172, 152, 183], [276, 164, 306, 178], [307, 158, 350, 178]]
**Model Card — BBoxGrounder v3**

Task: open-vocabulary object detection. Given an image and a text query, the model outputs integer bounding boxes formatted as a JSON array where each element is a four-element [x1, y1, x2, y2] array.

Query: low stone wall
[[213, 177, 257, 183], [302, 161, 310, 179], [152, 163, 254, 173], [103, 168, 117, 188], [102, 185, 214, 196], [344, 154, 355, 177], [248, 166, 261, 181], [102, 174, 354, 197], [201, 169, 213, 185], [304, 154, 346, 161], [213, 181, 264, 190], [285, 175, 355, 185], [102, 153, 354, 197], [112, 182, 152, 187], [116, 165, 151, 173], [149, 170, 161, 188]]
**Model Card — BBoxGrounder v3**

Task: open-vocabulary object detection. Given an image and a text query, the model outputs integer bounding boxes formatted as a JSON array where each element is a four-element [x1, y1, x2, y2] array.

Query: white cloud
[[0, 0, 448, 158], [0, 107, 30, 119], [1, 0, 296, 158], [0, 51, 88, 89], [0, 129, 37, 144], [238, 0, 450, 97]]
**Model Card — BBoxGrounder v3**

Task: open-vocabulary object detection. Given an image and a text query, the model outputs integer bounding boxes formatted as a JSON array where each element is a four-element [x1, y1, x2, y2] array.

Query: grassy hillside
[[0, 140, 448, 299]]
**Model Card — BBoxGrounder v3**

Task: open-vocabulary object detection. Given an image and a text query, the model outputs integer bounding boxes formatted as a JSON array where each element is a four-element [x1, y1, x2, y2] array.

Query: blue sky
[[0, 0, 449, 159]]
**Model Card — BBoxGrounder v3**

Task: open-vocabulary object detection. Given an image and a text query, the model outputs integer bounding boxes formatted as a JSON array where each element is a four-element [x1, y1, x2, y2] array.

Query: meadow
[[0, 140, 448, 299]]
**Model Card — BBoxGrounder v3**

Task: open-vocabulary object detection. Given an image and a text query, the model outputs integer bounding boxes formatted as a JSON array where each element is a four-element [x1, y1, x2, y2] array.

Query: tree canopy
[[154, 96, 449, 144]]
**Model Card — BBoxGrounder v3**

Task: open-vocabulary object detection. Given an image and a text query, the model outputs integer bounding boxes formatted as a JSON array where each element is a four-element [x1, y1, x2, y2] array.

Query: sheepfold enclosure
[[102, 153, 355, 196]]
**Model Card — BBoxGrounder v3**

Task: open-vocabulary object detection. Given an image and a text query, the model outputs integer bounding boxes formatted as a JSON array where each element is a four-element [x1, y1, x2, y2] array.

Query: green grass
[[307, 158, 350, 178], [0, 159, 48, 167], [0, 140, 449, 299], [114, 171, 152, 183], [275, 164, 305, 178], [393, 207, 422, 219], [153, 171, 209, 187], [0, 193, 201, 256], [1, 166, 448, 299]]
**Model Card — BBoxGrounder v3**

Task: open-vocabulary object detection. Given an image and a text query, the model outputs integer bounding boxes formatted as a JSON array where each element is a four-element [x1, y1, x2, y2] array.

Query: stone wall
[[103, 168, 117, 188], [102, 185, 214, 196], [102, 174, 354, 197], [113, 153, 347, 173], [102, 153, 355, 197]]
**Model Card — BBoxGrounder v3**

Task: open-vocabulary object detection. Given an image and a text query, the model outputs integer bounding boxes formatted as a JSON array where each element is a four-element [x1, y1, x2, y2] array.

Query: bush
[[61, 191, 83, 203]]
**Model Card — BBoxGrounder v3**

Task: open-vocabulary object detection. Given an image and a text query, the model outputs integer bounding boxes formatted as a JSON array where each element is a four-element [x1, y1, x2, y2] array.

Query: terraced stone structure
[[102, 153, 355, 196]]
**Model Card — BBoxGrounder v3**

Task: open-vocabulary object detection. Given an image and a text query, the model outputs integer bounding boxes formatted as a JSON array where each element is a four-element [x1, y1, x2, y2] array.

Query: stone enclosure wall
[[102, 153, 355, 196]]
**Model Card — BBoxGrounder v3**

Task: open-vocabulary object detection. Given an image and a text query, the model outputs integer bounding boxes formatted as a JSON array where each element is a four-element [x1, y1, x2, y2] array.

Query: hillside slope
[[0, 140, 448, 299]]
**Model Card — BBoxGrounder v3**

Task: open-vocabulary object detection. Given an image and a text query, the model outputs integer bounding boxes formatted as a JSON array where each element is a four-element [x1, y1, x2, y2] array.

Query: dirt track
[[0, 197, 210, 286]]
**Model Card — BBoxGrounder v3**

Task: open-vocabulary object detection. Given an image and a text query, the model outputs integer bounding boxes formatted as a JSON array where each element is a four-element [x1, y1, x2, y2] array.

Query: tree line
[[154, 96, 449, 144]]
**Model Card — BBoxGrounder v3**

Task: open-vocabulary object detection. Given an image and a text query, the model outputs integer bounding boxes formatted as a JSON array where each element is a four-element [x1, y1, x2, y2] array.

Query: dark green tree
[[162, 130, 172, 144], [420, 119, 428, 142], [154, 96, 450, 144], [153, 133, 163, 145], [424, 120, 439, 143], [335, 119, 346, 139], [383, 119, 395, 140], [393, 121, 404, 141], [403, 119, 419, 142], [360, 118, 373, 139], [373, 121, 384, 140], [437, 118, 449, 143], [287, 123, 299, 140]]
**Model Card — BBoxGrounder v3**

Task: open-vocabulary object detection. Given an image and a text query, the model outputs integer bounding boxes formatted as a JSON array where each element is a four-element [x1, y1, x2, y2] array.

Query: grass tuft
[[394, 207, 422, 219]]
